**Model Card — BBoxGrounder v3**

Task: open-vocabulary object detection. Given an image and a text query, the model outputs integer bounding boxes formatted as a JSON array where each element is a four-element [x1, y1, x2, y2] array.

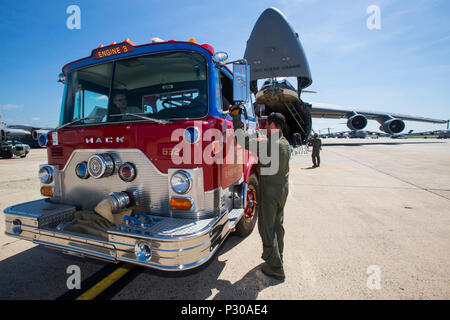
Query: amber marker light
[[40, 186, 53, 197], [170, 198, 192, 211], [124, 38, 135, 46]]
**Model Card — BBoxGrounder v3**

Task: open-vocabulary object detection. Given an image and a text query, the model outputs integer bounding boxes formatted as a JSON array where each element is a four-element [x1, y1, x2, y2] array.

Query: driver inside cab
[[111, 93, 142, 119]]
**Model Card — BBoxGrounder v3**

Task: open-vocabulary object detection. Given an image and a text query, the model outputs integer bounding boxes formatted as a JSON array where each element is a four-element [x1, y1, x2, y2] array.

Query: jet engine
[[380, 119, 405, 134], [347, 114, 368, 131], [32, 129, 50, 141], [3, 128, 31, 139]]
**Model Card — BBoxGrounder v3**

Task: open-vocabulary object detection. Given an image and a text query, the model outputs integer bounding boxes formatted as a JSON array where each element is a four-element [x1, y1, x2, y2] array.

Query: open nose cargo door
[[244, 7, 313, 143]]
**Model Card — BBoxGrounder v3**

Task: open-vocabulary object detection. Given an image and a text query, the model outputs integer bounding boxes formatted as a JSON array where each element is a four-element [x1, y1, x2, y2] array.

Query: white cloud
[[339, 41, 367, 52], [0, 104, 22, 110], [31, 117, 40, 121]]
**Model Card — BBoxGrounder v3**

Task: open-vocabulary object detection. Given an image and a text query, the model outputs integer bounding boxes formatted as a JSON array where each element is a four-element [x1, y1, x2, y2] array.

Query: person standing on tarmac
[[230, 106, 290, 280], [311, 133, 322, 168]]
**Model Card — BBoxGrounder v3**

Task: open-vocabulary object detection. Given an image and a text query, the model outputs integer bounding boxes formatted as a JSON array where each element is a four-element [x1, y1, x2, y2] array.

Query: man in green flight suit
[[310, 133, 322, 168], [230, 106, 290, 280]]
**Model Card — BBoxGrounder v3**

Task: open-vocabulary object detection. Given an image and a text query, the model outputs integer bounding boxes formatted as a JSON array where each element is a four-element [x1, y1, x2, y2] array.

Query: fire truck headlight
[[39, 166, 53, 184], [118, 162, 137, 182], [87, 153, 115, 179], [75, 161, 90, 179], [170, 170, 192, 194]]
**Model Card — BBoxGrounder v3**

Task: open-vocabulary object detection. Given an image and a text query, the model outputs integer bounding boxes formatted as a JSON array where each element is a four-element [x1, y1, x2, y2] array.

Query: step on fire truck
[[3, 38, 261, 270]]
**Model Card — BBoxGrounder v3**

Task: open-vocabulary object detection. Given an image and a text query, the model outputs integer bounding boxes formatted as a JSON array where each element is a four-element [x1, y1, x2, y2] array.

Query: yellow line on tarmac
[[75, 263, 134, 300]]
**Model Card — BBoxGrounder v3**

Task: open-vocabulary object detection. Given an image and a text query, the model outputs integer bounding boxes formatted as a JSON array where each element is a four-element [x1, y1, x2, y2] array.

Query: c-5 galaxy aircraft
[[0, 112, 31, 141], [0, 111, 52, 148], [244, 8, 448, 144], [5, 124, 52, 148]]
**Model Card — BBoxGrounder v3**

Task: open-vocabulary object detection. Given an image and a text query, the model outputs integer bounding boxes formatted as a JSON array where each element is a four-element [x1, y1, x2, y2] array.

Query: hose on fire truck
[[61, 197, 131, 240]]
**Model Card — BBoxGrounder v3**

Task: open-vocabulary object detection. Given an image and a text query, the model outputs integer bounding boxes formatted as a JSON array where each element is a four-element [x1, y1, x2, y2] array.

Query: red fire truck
[[3, 38, 260, 270]]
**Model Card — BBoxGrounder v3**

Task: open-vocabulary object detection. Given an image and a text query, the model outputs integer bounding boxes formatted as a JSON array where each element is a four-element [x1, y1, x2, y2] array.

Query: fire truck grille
[[51, 147, 64, 157], [61, 149, 169, 214]]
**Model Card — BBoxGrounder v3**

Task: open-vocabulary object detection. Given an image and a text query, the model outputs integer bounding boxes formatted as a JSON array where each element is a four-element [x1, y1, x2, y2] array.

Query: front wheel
[[1, 149, 13, 159], [235, 173, 258, 237]]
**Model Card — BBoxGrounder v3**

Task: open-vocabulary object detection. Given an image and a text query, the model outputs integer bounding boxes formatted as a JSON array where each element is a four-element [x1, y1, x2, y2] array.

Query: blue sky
[[0, 0, 449, 133]]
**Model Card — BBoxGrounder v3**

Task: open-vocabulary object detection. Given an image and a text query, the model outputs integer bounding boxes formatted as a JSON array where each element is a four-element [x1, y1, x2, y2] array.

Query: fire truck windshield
[[60, 51, 208, 126]]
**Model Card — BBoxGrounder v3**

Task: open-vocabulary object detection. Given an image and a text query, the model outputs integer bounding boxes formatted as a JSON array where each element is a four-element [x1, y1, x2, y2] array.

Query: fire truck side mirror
[[232, 63, 250, 104]]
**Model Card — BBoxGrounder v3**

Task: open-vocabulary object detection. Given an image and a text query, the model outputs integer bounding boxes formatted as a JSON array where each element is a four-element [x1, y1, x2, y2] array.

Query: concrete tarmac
[[0, 138, 449, 299]]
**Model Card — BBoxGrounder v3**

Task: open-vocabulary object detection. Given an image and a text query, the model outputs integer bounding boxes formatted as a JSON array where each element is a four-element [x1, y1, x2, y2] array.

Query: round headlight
[[87, 153, 115, 178], [170, 171, 192, 194], [39, 166, 53, 184], [75, 161, 90, 179], [135, 241, 152, 263], [118, 162, 137, 182]]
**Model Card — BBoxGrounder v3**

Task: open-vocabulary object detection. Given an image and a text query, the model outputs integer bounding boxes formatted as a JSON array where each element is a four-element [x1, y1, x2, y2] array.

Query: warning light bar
[[63, 38, 215, 75]]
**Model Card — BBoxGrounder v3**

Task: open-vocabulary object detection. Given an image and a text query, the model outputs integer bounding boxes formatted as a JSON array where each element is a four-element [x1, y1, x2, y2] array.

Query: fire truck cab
[[3, 39, 260, 270]]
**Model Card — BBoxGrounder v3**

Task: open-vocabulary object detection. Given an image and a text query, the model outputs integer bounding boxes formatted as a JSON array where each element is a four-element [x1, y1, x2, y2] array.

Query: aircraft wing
[[310, 102, 447, 124]]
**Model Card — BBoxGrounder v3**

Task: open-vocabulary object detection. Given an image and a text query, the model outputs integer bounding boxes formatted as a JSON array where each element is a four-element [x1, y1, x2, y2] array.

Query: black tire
[[1, 149, 13, 159], [235, 173, 258, 237]]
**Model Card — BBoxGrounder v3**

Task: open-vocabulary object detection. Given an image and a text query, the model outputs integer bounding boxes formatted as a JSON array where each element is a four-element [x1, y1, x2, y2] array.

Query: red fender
[[244, 151, 258, 183]]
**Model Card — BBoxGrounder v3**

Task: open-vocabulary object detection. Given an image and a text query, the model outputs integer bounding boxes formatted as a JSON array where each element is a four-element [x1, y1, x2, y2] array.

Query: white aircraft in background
[[0, 111, 52, 147], [244, 8, 448, 144]]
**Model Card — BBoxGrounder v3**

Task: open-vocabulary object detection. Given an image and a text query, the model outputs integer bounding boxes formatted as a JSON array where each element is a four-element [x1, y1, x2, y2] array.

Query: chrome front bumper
[[4, 199, 244, 271]]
